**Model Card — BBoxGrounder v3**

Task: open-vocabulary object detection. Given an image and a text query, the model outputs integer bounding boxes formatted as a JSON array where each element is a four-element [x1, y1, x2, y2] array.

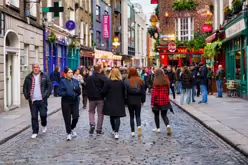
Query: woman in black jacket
[[180, 66, 192, 105], [102, 68, 126, 139], [124, 67, 146, 138], [58, 68, 81, 141]]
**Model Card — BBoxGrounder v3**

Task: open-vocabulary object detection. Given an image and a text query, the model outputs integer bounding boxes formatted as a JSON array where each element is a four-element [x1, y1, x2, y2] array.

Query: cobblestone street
[[0, 95, 248, 165]]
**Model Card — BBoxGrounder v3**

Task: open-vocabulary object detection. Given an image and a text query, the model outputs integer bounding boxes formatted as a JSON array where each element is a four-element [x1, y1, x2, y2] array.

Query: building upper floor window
[[175, 17, 194, 41], [30, 0, 37, 17], [6, 0, 19, 8], [96, 31, 101, 45], [96, 5, 101, 22], [105, 10, 108, 15]]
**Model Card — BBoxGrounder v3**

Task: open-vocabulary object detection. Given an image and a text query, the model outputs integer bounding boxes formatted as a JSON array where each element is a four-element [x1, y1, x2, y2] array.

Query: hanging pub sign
[[66, 20, 76, 31], [168, 42, 176, 52], [103, 15, 110, 39], [202, 25, 213, 33]]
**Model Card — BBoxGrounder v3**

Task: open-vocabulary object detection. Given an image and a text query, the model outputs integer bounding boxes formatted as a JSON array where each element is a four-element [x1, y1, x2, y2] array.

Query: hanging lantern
[[112, 37, 120, 48], [150, 14, 158, 27], [202, 25, 213, 33]]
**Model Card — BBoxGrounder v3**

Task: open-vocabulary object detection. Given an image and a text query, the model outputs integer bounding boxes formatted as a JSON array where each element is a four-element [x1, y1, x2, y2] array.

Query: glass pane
[[236, 52, 241, 80]]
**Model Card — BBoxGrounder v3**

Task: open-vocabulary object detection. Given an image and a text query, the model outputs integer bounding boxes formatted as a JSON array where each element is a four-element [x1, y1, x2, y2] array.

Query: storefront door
[[227, 52, 236, 80]]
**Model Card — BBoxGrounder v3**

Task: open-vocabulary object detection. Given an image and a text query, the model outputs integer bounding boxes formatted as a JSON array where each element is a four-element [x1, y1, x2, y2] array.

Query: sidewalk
[[0, 96, 61, 145], [171, 93, 248, 157]]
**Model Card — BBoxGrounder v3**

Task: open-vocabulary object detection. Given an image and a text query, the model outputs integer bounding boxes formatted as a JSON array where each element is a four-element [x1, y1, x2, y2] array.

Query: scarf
[[30, 74, 41, 101]]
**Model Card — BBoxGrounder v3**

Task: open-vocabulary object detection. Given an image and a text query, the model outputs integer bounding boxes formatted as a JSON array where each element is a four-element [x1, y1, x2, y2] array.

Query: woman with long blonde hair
[[151, 68, 172, 135], [102, 68, 126, 139]]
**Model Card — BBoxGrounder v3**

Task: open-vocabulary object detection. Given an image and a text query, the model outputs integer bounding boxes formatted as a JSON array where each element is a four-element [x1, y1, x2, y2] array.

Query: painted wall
[[92, 0, 112, 51]]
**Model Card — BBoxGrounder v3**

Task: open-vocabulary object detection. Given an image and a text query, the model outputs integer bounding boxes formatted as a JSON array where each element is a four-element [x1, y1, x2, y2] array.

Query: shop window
[[243, 49, 247, 81], [96, 5, 101, 22], [236, 52, 241, 80]]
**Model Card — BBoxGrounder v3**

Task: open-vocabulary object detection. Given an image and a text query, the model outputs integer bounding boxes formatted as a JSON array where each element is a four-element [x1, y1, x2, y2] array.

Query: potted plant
[[232, 0, 242, 14], [48, 31, 58, 46], [224, 7, 232, 19], [172, 0, 198, 11], [203, 40, 222, 61]]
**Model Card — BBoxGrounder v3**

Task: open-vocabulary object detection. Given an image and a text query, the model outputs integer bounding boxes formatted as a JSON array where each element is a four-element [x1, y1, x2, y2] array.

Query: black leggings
[[170, 86, 176, 99], [62, 101, 79, 134], [128, 104, 141, 132], [110, 116, 120, 133], [153, 110, 169, 129]]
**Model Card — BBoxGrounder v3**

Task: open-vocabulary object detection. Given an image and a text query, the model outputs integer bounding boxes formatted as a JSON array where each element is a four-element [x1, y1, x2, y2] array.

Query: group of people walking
[[23, 63, 174, 140]]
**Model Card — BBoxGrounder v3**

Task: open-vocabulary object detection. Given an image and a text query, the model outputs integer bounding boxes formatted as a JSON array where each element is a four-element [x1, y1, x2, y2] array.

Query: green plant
[[205, 17, 213, 26], [153, 39, 159, 52], [92, 40, 97, 47], [203, 40, 222, 60], [224, 7, 232, 14], [48, 31, 57, 46], [173, 0, 198, 11], [155, 5, 159, 19], [148, 27, 159, 39], [232, 0, 242, 8], [69, 40, 79, 49]]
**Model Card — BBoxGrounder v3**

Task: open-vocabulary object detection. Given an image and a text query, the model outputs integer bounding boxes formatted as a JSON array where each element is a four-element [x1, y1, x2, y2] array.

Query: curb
[[171, 100, 248, 158], [0, 108, 61, 145]]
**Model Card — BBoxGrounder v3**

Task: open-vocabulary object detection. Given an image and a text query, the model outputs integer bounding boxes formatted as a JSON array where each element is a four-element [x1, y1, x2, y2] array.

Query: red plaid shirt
[[151, 85, 170, 107]]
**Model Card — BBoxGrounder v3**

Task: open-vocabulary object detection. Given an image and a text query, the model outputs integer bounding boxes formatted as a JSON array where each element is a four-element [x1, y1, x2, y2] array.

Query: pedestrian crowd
[[23, 62, 225, 141]]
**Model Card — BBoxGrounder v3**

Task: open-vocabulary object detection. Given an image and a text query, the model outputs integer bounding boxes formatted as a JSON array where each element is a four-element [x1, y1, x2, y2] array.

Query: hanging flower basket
[[48, 31, 58, 46], [232, 0, 242, 14]]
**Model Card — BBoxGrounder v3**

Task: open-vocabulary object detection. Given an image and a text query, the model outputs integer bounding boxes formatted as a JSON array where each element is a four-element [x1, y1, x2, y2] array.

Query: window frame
[[96, 5, 101, 22]]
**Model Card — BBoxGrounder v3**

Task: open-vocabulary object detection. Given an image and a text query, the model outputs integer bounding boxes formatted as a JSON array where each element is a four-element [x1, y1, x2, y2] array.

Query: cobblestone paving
[[0, 95, 248, 165]]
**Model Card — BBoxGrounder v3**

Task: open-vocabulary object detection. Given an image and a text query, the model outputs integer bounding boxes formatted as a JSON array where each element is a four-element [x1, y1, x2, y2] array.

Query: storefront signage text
[[103, 15, 110, 39], [94, 50, 122, 60], [160, 47, 204, 55], [225, 19, 246, 39]]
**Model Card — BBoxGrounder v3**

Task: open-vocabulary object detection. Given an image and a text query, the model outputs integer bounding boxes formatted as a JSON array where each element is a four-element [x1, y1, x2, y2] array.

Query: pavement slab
[[171, 93, 248, 157]]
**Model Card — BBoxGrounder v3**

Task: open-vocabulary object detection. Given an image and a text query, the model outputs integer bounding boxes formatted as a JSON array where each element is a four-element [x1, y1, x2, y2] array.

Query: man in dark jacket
[[216, 65, 225, 98], [198, 63, 208, 104], [166, 65, 176, 99], [190, 64, 197, 102], [85, 65, 107, 135], [23, 63, 52, 139], [195, 63, 201, 97]]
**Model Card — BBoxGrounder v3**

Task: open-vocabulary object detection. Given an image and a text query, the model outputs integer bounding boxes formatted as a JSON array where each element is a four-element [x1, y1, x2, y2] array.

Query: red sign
[[168, 42, 176, 52], [151, 0, 159, 4], [202, 25, 213, 33], [103, 15, 110, 39]]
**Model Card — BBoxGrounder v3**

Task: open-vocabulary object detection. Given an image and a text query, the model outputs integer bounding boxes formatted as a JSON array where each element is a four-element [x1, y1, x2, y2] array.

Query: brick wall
[[159, 0, 212, 38]]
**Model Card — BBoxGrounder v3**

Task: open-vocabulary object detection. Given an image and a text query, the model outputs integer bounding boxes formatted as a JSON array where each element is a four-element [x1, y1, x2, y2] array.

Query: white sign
[[226, 19, 246, 39], [6, 0, 19, 8]]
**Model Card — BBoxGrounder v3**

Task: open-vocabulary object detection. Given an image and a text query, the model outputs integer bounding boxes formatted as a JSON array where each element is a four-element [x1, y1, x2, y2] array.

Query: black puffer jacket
[[124, 79, 146, 105], [85, 73, 108, 101], [23, 72, 52, 101], [181, 72, 192, 89], [166, 71, 176, 85]]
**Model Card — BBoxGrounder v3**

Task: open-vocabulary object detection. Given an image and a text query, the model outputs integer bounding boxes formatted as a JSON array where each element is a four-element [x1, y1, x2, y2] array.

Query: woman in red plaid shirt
[[151, 68, 172, 135]]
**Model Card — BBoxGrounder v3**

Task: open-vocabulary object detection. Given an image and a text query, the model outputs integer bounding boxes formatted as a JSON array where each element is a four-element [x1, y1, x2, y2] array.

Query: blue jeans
[[216, 80, 224, 97], [28, 100, 48, 134], [192, 86, 196, 101], [177, 81, 182, 94], [180, 89, 192, 105], [200, 85, 208, 103]]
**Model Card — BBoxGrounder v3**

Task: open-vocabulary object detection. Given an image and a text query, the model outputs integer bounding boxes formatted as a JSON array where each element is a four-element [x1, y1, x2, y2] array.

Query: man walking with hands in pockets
[[23, 63, 52, 139]]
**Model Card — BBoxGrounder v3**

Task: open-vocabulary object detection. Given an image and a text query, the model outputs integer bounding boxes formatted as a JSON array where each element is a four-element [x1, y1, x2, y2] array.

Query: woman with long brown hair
[[124, 67, 146, 137], [151, 68, 172, 135]]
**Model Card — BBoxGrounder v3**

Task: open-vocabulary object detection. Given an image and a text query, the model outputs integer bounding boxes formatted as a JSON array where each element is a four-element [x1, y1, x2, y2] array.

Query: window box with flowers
[[232, 0, 242, 14], [224, 7, 232, 20], [172, 0, 198, 11]]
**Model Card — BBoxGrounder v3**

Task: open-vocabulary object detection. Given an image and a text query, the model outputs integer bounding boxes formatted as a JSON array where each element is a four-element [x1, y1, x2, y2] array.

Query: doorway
[[4, 30, 20, 111]]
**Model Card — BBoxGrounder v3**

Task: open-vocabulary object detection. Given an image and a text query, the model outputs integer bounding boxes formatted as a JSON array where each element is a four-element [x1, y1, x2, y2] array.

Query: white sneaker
[[152, 128, 161, 133], [137, 126, 142, 138], [167, 125, 172, 136], [114, 133, 119, 139], [31, 134, 38, 139], [131, 132, 135, 137], [42, 126, 47, 133], [71, 130, 77, 138], [67, 134, 72, 141]]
